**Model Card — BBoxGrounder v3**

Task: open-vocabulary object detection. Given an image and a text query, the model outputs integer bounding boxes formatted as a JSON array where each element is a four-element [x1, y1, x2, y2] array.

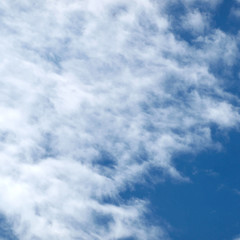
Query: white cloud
[[230, 0, 240, 18], [181, 10, 209, 35], [0, 0, 239, 239]]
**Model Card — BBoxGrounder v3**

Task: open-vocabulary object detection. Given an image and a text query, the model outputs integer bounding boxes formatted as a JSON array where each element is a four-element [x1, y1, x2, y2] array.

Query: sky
[[0, 0, 239, 240]]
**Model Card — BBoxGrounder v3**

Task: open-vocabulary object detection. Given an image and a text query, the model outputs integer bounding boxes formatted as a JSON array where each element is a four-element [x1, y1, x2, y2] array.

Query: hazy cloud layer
[[0, 0, 239, 239]]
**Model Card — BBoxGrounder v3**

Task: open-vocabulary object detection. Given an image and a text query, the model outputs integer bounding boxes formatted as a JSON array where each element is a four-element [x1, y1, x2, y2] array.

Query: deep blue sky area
[[120, 1, 240, 240], [120, 2, 240, 239], [122, 130, 240, 240], [157, 130, 240, 240], [165, 2, 240, 239], [0, 215, 17, 240], [214, 0, 239, 34]]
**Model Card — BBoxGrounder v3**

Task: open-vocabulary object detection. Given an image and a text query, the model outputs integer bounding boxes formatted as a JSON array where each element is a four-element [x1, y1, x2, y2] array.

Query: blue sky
[[121, 130, 240, 240], [0, 0, 239, 240]]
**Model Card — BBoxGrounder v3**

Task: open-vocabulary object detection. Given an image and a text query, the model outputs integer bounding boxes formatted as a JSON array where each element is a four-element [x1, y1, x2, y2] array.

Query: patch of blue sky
[[167, 0, 239, 44], [213, 0, 240, 34], [118, 1, 240, 239], [93, 211, 113, 231], [94, 149, 116, 171], [39, 132, 58, 159], [119, 130, 240, 240], [109, 4, 128, 18], [0, 215, 18, 240]]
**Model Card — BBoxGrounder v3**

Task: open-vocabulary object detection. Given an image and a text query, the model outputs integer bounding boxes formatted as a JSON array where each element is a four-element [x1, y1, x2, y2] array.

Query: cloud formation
[[0, 0, 239, 239]]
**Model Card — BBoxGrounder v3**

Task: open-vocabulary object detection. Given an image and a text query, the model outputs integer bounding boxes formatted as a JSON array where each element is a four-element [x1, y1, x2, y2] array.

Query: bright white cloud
[[0, 0, 239, 239], [181, 10, 209, 35]]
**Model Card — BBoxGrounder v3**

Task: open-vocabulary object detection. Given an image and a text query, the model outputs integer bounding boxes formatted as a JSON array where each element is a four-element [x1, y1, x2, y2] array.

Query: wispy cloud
[[231, 0, 240, 18], [0, 0, 239, 239]]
